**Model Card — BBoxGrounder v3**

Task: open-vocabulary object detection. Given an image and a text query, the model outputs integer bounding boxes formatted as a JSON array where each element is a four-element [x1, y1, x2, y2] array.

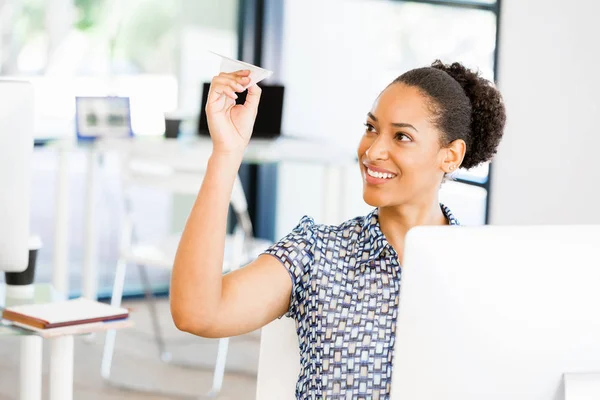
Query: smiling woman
[[355, 61, 505, 269], [358, 61, 505, 213], [170, 60, 506, 400]]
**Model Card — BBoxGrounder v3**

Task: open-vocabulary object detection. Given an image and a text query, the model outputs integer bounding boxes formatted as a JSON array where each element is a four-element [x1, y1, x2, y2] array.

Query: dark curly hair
[[393, 60, 506, 170]]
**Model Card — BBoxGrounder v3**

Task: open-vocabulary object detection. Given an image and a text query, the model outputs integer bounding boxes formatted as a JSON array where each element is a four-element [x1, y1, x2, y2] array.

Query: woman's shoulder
[[293, 210, 374, 239]]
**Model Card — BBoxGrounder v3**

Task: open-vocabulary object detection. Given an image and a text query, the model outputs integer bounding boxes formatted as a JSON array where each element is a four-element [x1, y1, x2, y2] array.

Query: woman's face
[[357, 83, 453, 208]]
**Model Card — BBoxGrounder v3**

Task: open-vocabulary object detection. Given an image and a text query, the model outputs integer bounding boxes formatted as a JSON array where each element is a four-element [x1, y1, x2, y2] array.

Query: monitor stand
[[564, 373, 600, 400]]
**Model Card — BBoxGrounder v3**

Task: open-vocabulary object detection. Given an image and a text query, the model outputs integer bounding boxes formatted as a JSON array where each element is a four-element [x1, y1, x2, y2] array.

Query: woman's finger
[[244, 84, 262, 109], [209, 86, 237, 103], [213, 76, 246, 92], [207, 71, 252, 105], [207, 80, 242, 104], [219, 69, 251, 78], [217, 72, 251, 89], [218, 71, 250, 86]]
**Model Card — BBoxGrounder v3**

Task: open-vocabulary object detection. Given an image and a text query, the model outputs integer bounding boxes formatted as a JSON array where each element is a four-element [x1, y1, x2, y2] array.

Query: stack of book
[[2, 297, 130, 335]]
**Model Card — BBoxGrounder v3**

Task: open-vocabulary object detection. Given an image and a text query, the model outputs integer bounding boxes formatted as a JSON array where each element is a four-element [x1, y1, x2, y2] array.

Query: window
[[0, 0, 239, 137], [277, 0, 499, 226], [281, 0, 496, 145]]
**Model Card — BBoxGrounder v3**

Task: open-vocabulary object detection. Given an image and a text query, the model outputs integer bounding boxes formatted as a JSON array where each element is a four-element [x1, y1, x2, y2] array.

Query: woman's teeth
[[367, 168, 395, 179]]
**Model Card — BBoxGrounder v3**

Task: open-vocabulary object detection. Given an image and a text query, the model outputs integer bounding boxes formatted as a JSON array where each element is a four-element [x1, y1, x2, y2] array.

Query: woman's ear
[[441, 139, 466, 173]]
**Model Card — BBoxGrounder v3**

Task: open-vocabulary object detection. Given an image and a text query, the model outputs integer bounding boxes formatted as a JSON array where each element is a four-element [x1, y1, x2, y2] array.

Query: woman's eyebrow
[[367, 112, 418, 132], [391, 122, 418, 132]]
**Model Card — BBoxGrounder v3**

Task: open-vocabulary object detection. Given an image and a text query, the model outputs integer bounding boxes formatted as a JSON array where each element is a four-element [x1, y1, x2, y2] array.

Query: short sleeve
[[262, 215, 316, 319]]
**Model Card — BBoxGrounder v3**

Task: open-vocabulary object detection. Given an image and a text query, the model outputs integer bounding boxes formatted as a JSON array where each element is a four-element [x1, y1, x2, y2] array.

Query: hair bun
[[431, 60, 506, 169]]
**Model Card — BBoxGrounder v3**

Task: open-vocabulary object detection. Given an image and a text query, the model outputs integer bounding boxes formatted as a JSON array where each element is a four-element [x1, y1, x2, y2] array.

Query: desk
[[50, 135, 357, 301], [0, 284, 133, 400]]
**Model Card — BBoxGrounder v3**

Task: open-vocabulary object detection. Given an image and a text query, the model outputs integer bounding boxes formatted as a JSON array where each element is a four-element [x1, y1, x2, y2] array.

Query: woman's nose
[[365, 136, 389, 161]]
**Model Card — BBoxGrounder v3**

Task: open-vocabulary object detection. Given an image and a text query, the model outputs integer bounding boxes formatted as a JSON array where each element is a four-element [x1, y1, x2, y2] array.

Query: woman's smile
[[363, 162, 398, 185]]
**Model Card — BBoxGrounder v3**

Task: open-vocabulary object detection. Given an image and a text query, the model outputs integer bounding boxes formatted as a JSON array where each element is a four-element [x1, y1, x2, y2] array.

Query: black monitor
[[198, 82, 284, 139]]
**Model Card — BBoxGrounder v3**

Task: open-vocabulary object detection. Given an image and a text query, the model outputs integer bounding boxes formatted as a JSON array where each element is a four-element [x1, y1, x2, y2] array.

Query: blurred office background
[[1, 0, 599, 398], [0, 0, 499, 298]]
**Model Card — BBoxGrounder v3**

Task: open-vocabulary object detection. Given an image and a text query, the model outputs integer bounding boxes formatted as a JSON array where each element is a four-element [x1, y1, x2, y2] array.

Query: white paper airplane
[[210, 51, 273, 90]]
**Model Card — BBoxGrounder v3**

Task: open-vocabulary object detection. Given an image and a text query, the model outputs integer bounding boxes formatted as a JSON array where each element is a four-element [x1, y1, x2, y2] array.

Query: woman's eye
[[364, 123, 376, 133], [396, 133, 412, 142]]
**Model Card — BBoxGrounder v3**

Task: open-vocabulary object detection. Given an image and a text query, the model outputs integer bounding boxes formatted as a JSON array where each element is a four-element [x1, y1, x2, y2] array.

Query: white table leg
[[53, 147, 70, 295], [50, 335, 74, 400], [20, 336, 42, 400], [208, 337, 229, 396], [101, 257, 128, 379], [82, 147, 98, 301]]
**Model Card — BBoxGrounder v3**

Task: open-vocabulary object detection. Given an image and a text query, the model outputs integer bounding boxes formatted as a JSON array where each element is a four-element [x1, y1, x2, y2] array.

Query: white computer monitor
[[391, 224, 600, 400], [0, 80, 33, 273]]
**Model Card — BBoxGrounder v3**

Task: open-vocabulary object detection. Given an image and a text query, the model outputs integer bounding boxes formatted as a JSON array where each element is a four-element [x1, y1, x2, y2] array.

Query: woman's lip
[[363, 162, 396, 175], [362, 163, 398, 184], [364, 170, 395, 184]]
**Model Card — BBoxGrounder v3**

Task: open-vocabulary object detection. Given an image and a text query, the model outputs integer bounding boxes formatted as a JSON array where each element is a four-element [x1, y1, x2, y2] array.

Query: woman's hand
[[205, 70, 262, 155]]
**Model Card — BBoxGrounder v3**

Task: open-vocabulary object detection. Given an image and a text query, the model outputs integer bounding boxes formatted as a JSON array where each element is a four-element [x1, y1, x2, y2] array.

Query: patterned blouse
[[263, 205, 459, 400]]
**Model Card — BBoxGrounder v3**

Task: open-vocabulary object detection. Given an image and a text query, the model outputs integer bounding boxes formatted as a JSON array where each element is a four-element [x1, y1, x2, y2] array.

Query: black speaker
[[198, 82, 284, 139]]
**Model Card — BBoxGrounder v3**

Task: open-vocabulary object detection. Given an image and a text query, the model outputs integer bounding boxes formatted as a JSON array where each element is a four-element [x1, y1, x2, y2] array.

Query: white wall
[[491, 0, 600, 224]]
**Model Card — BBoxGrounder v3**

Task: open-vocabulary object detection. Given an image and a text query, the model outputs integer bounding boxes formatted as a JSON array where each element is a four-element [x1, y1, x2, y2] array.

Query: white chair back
[[256, 317, 301, 400]]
